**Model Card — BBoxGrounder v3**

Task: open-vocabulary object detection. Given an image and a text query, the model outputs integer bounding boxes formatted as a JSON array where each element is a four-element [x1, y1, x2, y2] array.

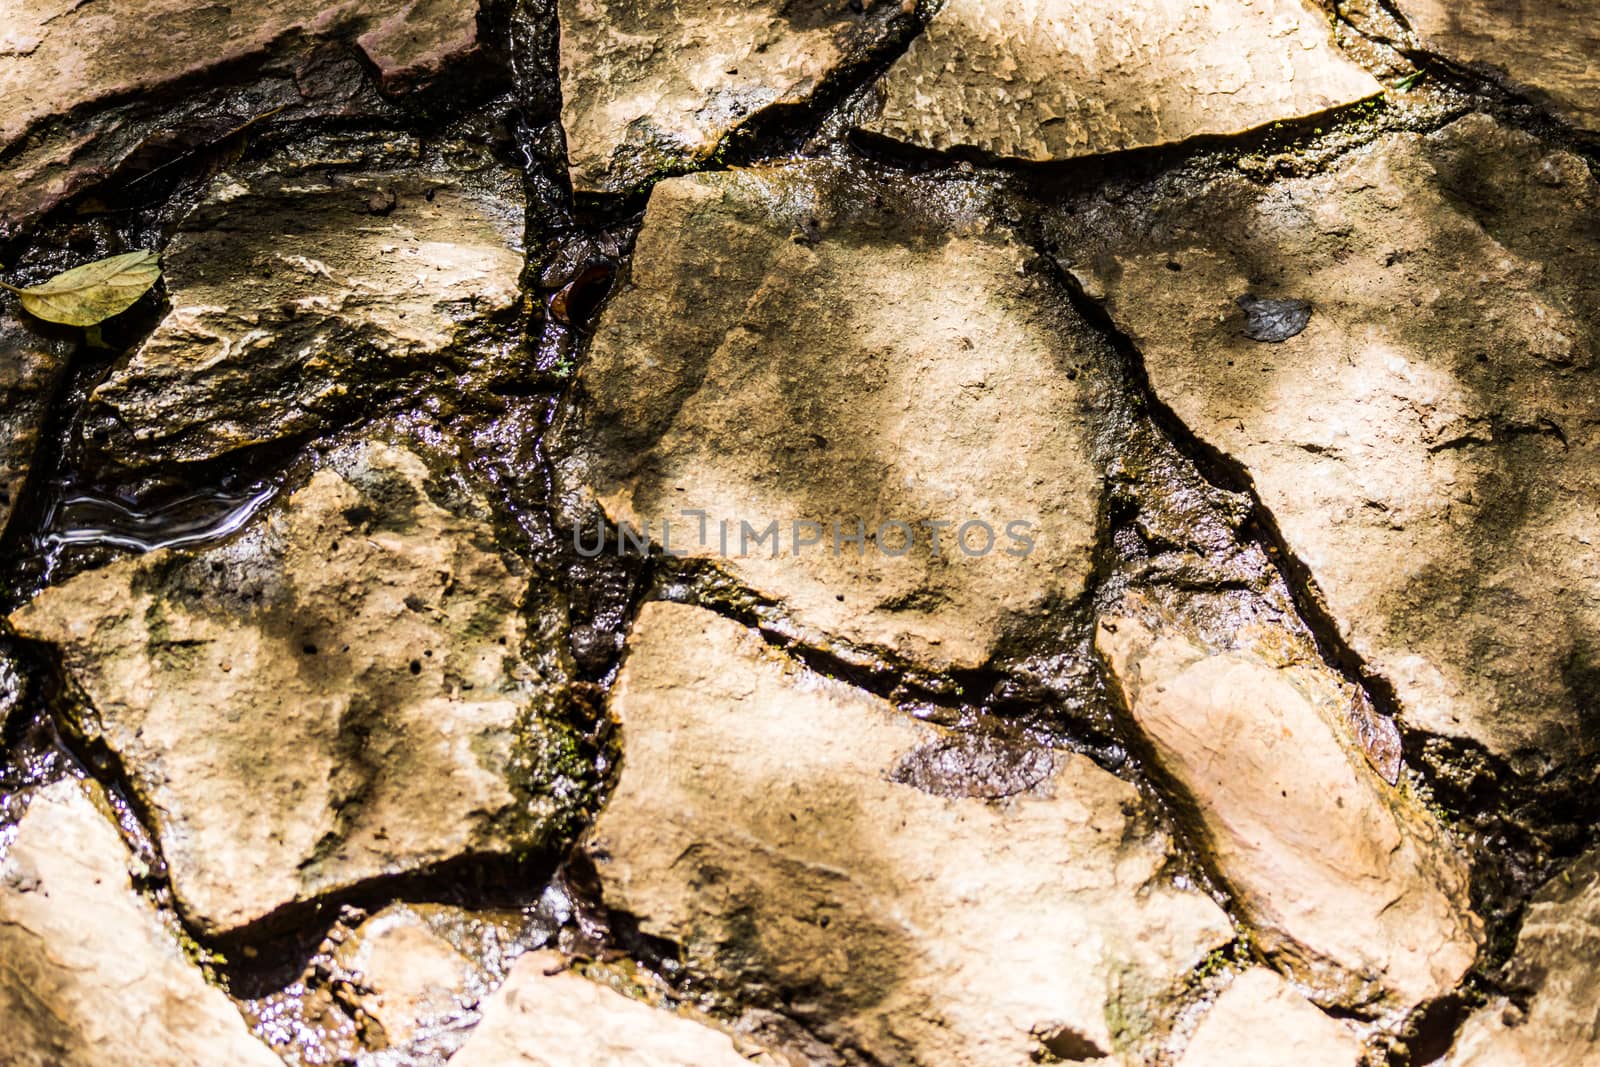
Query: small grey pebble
[[1237, 294, 1313, 342]]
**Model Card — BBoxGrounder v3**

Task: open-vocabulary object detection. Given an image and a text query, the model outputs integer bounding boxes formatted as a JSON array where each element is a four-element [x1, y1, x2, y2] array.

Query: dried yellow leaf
[[3, 250, 162, 327]]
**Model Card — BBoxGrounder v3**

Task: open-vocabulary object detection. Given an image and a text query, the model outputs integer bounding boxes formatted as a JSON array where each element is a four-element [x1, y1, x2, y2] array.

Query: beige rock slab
[[1176, 969, 1363, 1067], [860, 0, 1381, 160], [10, 440, 579, 935], [1072, 113, 1600, 767], [1099, 617, 1480, 1009], [446, 950, 753, 1067], [1401, 0, 1600, 129], [0, 780, 283, 1067], [1444, 847, 1600, 1067], [551, 164, 1102, 673], [587, 601, 1234, 1065], [332, 905, 481, 1047], [558, 0, 905, 192]]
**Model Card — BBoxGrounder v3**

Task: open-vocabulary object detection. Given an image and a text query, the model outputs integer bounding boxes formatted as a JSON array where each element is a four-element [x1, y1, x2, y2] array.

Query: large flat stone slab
[[585, 601, 1234, 1065], [558, 0, 908, 192], [1099, 615, 1480, 1010], [1062, 113, 1600, 768], [1400, 0, 1600, 130], [1176, 969, 1363, 1067], [86, 138, 523, 467], [0, 780, 283, 1067], [859, 0, 1381, 161], [551, 164, 1103, 673], [10, 439, 586, 935]]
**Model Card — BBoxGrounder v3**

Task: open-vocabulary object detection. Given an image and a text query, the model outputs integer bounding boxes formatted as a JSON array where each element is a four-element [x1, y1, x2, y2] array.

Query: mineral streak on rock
[[0, 780, 284, 1067], [1099, 615, 1481, 1010], [550, 162, 1104, 673], [585, 601, 1234, 1065], [859, 0, 1382, 161], [9, 439, 587, 935]]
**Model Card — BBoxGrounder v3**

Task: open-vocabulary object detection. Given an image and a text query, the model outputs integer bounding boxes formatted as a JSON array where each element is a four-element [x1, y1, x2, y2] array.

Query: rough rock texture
[[0, 780, 283, 1067], [587, 601, 1233, 1065], [447, 950, 754, 1067], [551, 164, 1103, 673], [859, 0, 1380, 161], [1444, 847, 1600, 1067], [1099, 616, 1480, 1009], [0, 0, 478, 236], [1401, 0, 1600, 129], [0, 319, 70, 538], [331, 905, 482, 1049], [86, 139, 523, 467], [558, 0, 906, 193], [1064, 113, 1600, 768], [9, 439, 585, 935], [1176, 969, 1363, 1067]]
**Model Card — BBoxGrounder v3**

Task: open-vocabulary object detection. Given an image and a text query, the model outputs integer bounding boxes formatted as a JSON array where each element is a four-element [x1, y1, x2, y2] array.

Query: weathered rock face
[[9, 439, 587, 935], [586, 601, 1233, 1065], [85, 138, 524, 467], [0, 319, 70, 538], [447, 950, 754, 1067], [1176, 969, 1363, 1067], [1099, 615, 1480, 1009], [558, 0, 908, 193], [1445, 847, 1600, 1067], [1399, 0, 1600, 129], [859, 0, 1380, 161], [1062, 113, 1600, 768], [0, 780, 283, 1067], [551, 164, 1103, 673], [0, 0, 478, 236]]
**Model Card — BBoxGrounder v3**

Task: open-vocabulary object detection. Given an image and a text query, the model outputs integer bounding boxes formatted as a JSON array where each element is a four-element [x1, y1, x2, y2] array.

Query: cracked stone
[[9, 438, 586, 935], [0, 318, 71, 539], [1060, 112, 1600, 769], [1444, 846, 1600, 1067], [1399, 0, 1600, 130], [584, 601, 1234, 1066], [0, 780, 283, 1067], [84, 136, 524, 468], [446, 950, 754, 1067], [551, 163, 1103, 673], [857, 0, 1381, 161], [1175, 969, 1363, 1067], [558, 0, 908, 193], [1098, 614, 1481, 1010]]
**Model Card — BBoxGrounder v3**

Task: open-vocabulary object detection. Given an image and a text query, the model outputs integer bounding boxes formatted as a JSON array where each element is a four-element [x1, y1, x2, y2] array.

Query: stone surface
[[1401, 0, 1600, 129], [551, 164, 1103, 673], [1099, 615, 1480, 1009], [0, 780, 283, 1067], [1444, 846, 1600, 1067], [331, 905, 482, 1048], [1062, 113, 1600, 767], [859, 0, 1380, 161], [0, 319, 70, 539], [86, 138, 523, 467], [0, 1, 478, 236], [1176, 969, 1363, 1067], [9, 438, 586, 935], [447, 950, 754, 1067], [558, 0, 907, 193], [586, 601, 1234, 1065]]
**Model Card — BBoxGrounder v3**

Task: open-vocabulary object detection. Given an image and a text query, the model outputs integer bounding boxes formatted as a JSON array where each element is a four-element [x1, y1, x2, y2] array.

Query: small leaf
[[2, 250, 162, 326]]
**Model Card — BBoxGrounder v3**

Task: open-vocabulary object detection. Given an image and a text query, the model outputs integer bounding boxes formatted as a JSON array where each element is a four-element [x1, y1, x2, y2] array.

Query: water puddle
[[42, 484, 277, 554]]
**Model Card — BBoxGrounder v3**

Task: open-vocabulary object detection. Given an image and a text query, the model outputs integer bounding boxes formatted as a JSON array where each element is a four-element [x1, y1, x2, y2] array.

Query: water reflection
[[44, 484, 276, 554]]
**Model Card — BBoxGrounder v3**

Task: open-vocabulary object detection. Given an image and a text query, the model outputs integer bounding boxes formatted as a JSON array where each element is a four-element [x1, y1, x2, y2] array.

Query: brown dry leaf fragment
[[3, 251, 162, 326]]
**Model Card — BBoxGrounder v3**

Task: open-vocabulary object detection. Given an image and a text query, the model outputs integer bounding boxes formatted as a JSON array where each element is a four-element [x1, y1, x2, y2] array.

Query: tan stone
[[558, 0, 906, 192], [1176, 969, 1363, 1067], [447, 950, 753, 1067], [0, 780, 283, 1067], [551, 164, 1102, 673], [9, 439, 584, 935], [860, 0, 1381, 160], [586, 601, 1234, 1065], [1065, 113, 1600, 767], [1098, 616, 1480, 1008], [1444, 847, 1600, 1067], [332, 905, 481, 1047], [1401, 0, 1600, 129]]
